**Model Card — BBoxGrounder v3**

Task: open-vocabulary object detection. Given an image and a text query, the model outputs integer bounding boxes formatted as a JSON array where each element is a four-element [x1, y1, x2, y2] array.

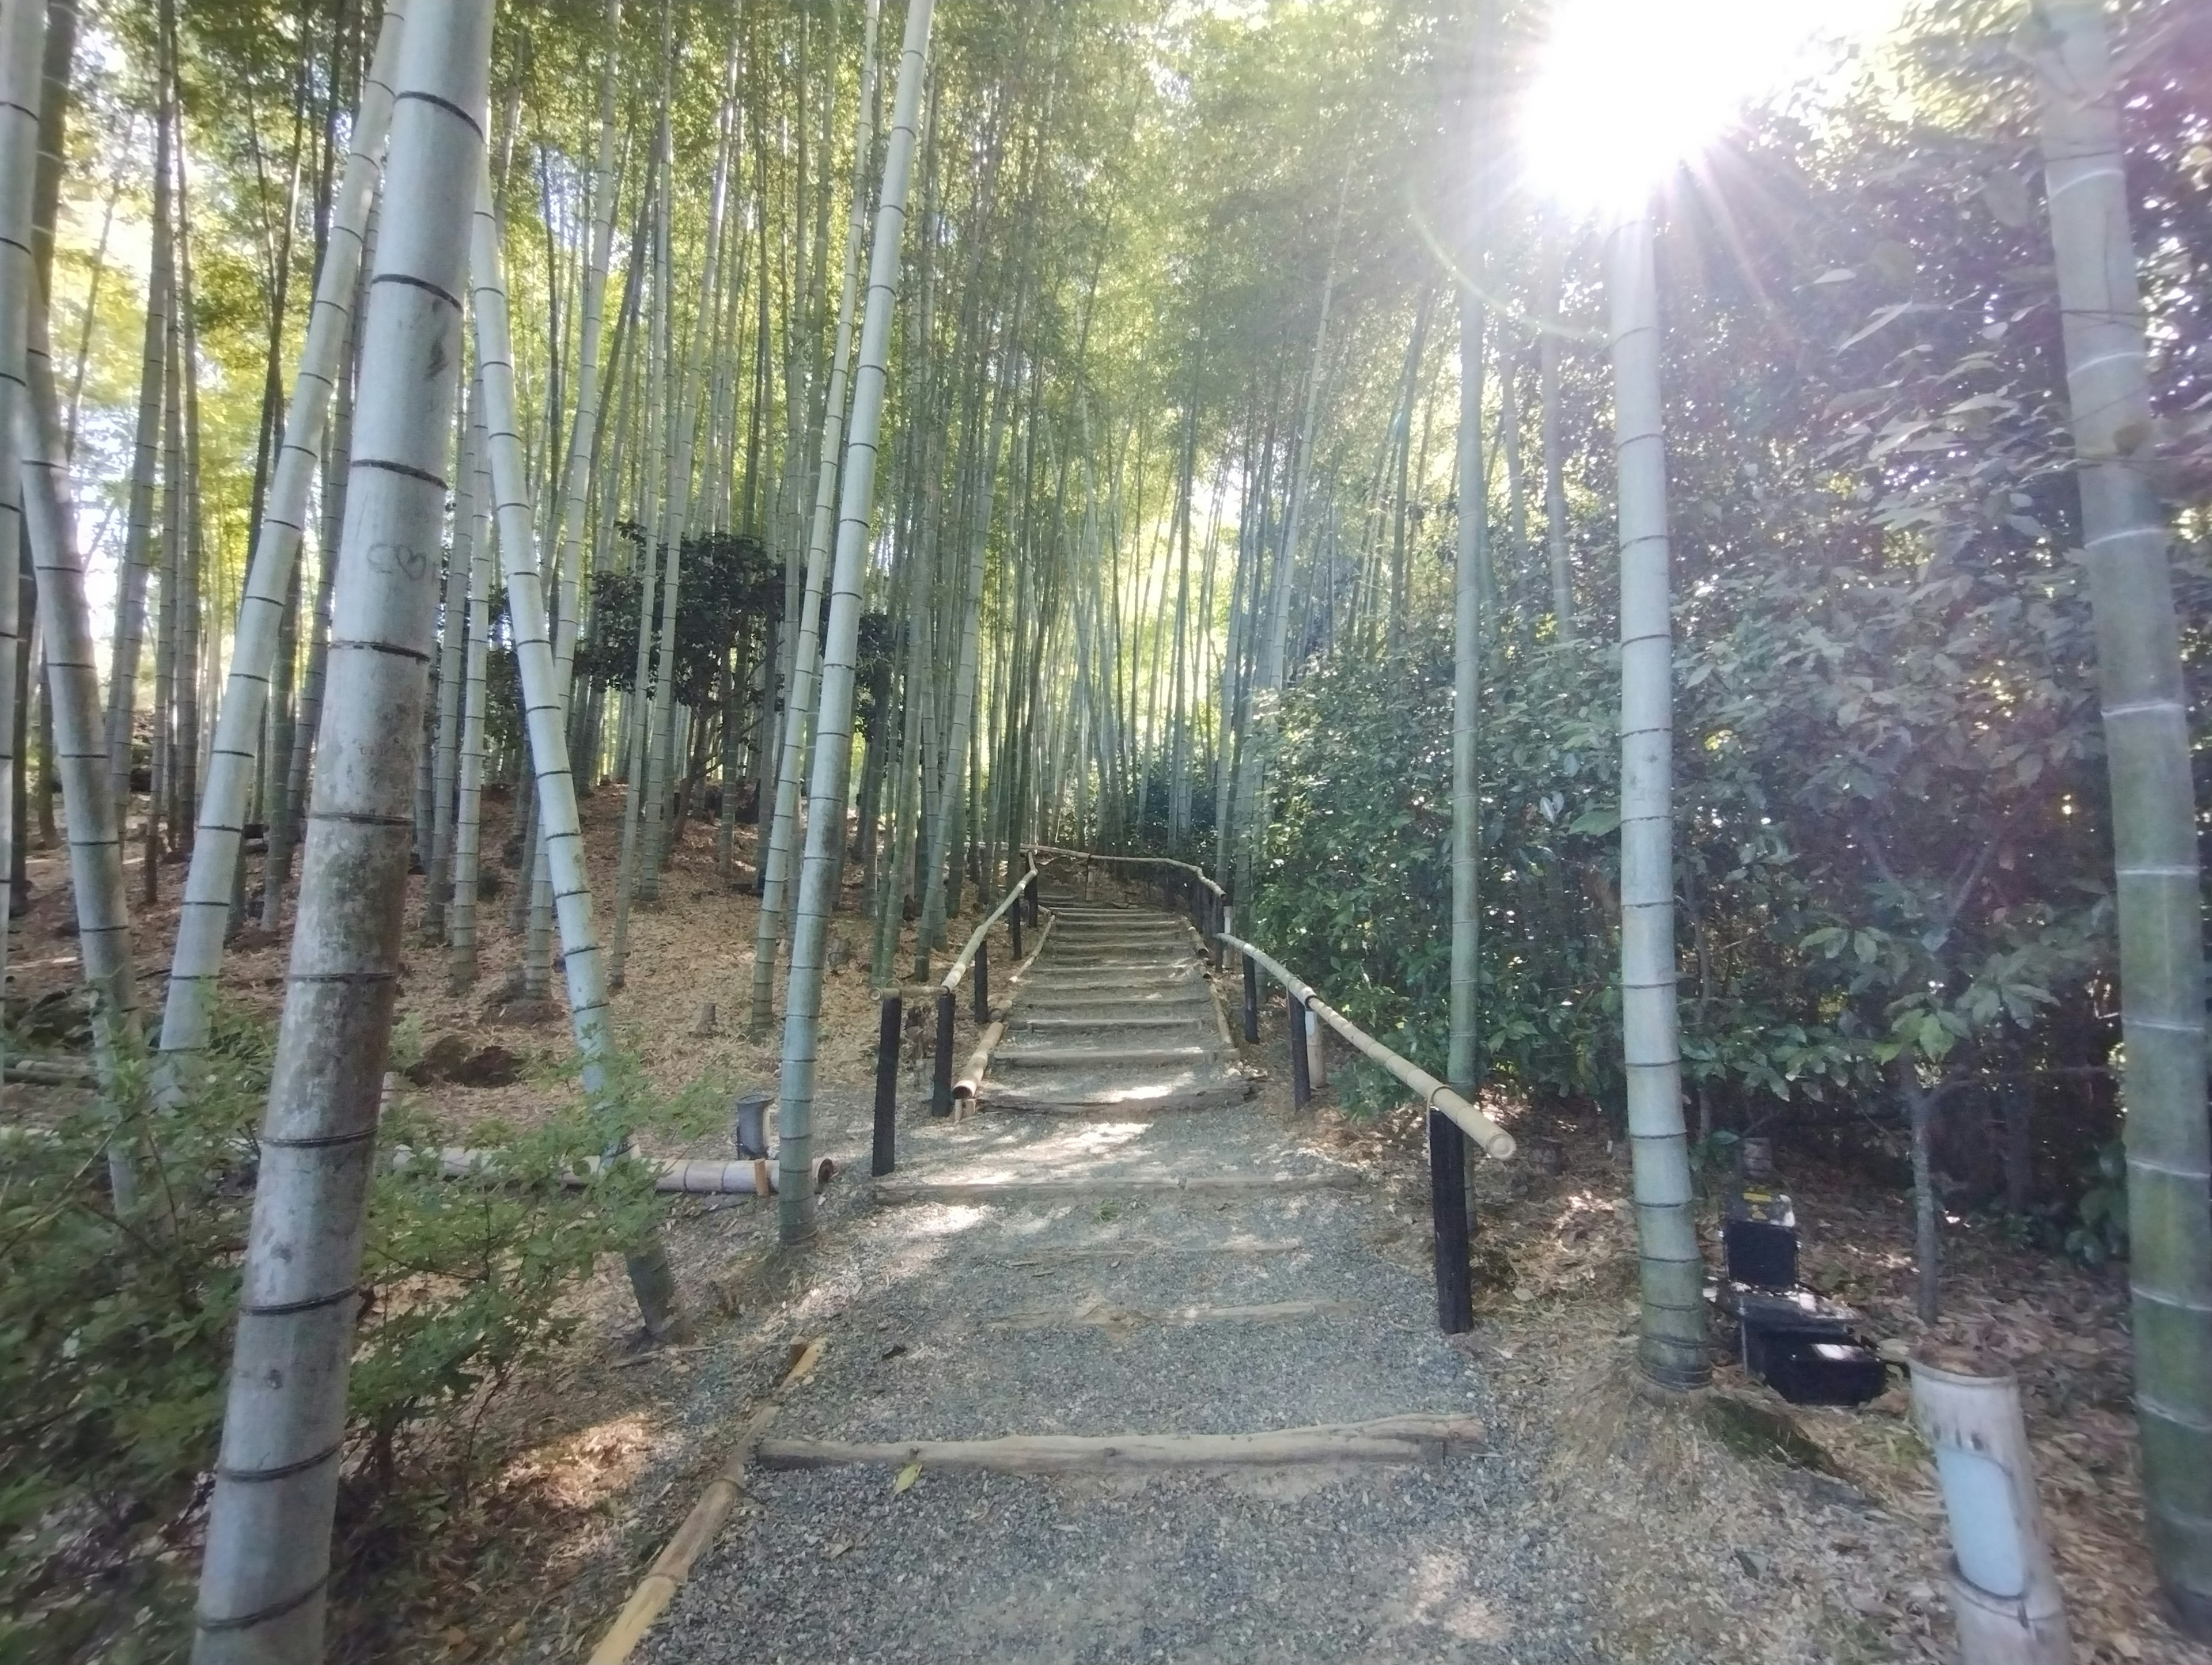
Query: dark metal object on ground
[[1429, 1110, 1472, 1334], [931, 989, 956, 1117], [872, 994, 902, 1175], [1724, 1186, 1799, 1289]]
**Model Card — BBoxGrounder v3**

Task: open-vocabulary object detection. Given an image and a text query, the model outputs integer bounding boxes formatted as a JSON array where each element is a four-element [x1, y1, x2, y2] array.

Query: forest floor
[[9, 805, 2209, 1664]]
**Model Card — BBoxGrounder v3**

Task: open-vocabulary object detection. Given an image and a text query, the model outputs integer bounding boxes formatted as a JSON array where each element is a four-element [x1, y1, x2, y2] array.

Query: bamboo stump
[[1909, 1345, 2073, 1664]]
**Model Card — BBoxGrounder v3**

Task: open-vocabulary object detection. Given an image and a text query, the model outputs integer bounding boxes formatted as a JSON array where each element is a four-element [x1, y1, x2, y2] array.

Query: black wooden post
[[1429, 1110, 1474, 1333], [872, 993, 902, 1175], [1010, 903, 1023, 962], [972, 940, 989, 1023], [931, 988, 955, 1116], [1241, 952, 1259, 1042], [1289, 995, 1312, 1108]]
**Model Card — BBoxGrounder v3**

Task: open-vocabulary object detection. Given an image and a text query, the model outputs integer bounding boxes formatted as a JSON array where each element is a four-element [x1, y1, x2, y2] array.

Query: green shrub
[[0, 1009, 688, 1663]]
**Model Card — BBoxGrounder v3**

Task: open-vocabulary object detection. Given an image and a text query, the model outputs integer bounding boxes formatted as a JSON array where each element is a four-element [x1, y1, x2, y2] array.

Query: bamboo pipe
[[1218, 931, 1514, 1160], [940, 852, 1040, 995], [392, 1148, 833, 1195], [1028, 843, 1226, 898]]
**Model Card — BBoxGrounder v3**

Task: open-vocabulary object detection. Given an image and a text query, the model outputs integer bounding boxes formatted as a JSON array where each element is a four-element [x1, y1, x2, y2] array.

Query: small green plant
[[2063, 1139, 2129, 1266], [0, 1004, 695, 1663]]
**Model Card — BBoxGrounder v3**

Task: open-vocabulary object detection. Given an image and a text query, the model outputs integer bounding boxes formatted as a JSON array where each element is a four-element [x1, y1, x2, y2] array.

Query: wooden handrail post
[[1429, 1110, 1474, 1333], [1241, 952, 1259, 1042], [1010, 898, 1023, 961], [1289, 995, 1312, 1109], [931, 989, 955, 1117], [872, 993, 902, 1176], [973, 939, 989, 1023]]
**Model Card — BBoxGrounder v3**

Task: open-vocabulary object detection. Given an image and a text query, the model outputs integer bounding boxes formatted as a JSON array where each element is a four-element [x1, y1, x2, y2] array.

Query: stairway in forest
[[620, 889, 1561, 1665], [981, 893, 1252, 1114]]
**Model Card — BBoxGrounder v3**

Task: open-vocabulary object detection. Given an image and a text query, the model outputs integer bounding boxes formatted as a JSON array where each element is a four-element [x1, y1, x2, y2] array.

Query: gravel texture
[[632, 909, 1605, 1663]]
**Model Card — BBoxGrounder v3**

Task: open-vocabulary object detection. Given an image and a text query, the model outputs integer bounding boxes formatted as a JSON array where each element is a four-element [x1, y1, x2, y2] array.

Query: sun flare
[[1521, 0, 1902, 213]]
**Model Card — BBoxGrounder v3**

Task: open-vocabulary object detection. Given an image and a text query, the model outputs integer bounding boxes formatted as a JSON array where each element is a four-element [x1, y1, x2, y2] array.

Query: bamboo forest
[[3, 0, 2211, 1659]]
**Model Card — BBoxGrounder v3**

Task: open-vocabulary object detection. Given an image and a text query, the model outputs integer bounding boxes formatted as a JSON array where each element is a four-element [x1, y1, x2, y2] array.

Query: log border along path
[[596, 854, 1549, 1664]]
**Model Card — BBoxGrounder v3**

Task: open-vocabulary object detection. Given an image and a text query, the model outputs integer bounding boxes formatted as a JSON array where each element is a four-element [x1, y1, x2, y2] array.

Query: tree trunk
[[425, 406, 469, 937], [159, 4, 404, 1083], [641, 41, 741, 893], [469, 164, 687, 1341], [777, 0, 934, 1243], [15, 3, 146, 1204], [749, 0, 885, 1036], [2031, 1, 2212, 1629], [0, 0, 38, 1108], [1538, 236, 1574, 643], [104, 55, 172, 811], [192, 10, 488, 1653], [448, 399, 492, 991], [1607, 205, 1707, 1392]]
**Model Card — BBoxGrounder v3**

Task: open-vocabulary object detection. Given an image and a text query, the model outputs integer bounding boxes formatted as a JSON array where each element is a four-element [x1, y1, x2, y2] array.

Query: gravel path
[[635, 904, 1596, 1664]]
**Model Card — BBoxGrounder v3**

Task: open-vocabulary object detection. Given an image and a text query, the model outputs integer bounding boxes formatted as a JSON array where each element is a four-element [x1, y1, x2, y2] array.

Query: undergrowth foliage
[[0, 1006, 699, 1663]]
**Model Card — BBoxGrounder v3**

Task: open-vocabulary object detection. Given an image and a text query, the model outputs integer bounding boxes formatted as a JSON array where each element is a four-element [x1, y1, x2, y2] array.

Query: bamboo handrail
[[1217, 931, 1516, 1162], [1028, 843, 1226, 900], [940, 852, 1042, 995]]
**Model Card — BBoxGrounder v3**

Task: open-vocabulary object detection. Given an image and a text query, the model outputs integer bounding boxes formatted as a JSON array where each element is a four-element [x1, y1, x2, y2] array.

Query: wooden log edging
[[1217, 931, 1516, 1162], [871, 1170, 1366, 1206], [755, 1413, 1484, 1476], [585, 1338, 827, 1664]]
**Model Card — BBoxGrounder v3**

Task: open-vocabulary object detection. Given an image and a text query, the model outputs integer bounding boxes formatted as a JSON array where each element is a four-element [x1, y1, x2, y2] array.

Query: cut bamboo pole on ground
[[585, 1338, 827, 1665], [756, 1414, 1484, 1475], [952, 1018, 1005, 1103], [391, 1147, 823, 1196]]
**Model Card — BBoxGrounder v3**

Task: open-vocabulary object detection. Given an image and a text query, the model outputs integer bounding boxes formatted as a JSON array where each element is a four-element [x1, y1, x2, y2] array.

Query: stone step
[[991, 1042, 1218, 1070], [982, 1067, 1253, 1114], [1014, 1013, 1215, 1033]]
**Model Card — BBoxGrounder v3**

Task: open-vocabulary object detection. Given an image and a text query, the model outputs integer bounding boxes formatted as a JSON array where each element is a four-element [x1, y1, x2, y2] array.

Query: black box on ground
[[1723, 1188, 1799, 1289], [1756, 1338, 1888, 1406]]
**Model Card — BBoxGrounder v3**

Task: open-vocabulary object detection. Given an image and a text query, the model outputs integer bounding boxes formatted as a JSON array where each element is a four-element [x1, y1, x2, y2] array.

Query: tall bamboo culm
[[2032, 0, 2211, 1631], [447, 397, 491, 989], [17, 61, 144, 1205], [778, 0, 935, 1243], [749, 0, 882, 1037], [469, 166, 687, 1341], [103, 54, 171, 809], [0, 0, 39, 1109], [158, 5, 406, 1091], [191, 9, 490, 1653], [1607, 205, 1705, 1392]]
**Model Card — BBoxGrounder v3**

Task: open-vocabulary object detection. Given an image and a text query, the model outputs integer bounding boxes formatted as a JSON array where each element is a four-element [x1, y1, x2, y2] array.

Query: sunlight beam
[[1521, 0, 1900, 214]]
